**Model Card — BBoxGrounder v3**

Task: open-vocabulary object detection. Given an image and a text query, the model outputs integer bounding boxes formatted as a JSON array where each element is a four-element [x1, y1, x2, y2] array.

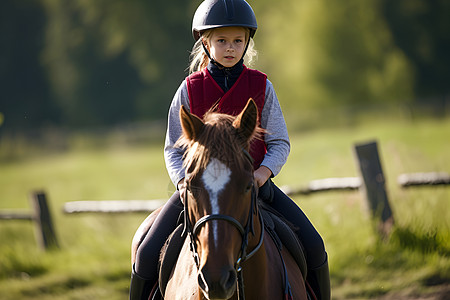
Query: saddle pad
[[260, 206, 308, 280]]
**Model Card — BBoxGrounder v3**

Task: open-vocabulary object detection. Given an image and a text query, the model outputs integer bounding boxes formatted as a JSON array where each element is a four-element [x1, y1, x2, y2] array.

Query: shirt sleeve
[[164, 78, 290, 185], [259, 79, 291, 177], [164, 80, 190, 187]]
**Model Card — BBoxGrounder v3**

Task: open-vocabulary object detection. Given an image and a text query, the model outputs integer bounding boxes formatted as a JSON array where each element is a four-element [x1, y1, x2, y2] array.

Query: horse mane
[[176, 110, 264, 177]]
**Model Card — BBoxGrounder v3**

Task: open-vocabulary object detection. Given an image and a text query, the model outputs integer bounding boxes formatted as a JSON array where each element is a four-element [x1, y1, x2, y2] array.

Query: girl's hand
[[254, 166, 272, 188]]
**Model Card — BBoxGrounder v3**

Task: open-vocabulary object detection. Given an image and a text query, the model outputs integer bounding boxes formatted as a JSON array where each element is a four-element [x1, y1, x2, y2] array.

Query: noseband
[[181, 151, 264, 300]]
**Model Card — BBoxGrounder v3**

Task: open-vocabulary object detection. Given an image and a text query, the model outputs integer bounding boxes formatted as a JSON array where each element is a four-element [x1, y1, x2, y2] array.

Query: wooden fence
[[62, 141, 449, 237], [2, 141, 449, 250], [0, 191, 59, 250]]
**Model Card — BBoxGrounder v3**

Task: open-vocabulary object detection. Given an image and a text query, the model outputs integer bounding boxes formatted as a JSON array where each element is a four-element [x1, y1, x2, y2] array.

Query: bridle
[[181, 150, 264, 300]]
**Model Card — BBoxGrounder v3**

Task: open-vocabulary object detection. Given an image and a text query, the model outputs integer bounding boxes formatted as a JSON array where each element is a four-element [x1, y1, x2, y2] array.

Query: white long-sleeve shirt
[[164, 79, 290, 187]]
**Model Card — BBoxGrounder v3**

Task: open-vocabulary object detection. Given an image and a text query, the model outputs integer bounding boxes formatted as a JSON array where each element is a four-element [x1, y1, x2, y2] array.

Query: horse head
[[178, 99, 260, 299]]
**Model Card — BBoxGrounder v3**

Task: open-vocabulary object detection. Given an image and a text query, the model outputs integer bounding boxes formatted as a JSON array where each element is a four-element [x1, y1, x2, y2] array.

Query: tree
[[1, 0, 448, 132], [381, 0, 450, 102], [0, 0, 60, 131], [253, 0, 414, 118], [40, 0, 194, 127]]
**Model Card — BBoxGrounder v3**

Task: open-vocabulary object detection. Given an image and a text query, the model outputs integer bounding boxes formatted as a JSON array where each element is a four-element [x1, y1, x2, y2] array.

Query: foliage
[[0, 0, 449, 131], [0, 0, 58, 130], [381, 0, 450, 100], [253, 0, 414, 111], [39, 0, 194, 127]]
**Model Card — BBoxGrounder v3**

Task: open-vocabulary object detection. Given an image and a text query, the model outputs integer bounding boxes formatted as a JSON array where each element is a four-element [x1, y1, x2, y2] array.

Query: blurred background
[[1, 0, 449, 135], [0, 0, 449, 299]]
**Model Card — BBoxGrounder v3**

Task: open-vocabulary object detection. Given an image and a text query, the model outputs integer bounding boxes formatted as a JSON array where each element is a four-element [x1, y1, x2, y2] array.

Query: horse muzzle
[[198, 264, 237, 300]]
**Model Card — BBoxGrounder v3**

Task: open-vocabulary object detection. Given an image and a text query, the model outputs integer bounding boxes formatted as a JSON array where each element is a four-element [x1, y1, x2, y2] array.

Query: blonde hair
[[188, 28, 258, 74]]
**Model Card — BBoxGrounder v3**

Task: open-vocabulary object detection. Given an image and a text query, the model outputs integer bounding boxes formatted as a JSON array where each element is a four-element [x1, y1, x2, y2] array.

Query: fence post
[[30, 191, 59, 250], [354, 141, 394, 238]]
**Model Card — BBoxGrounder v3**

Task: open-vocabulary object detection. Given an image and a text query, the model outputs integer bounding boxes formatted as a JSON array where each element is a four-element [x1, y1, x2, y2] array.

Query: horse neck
[[243, 205, 265, 266], [242, 226, 288, 298], [248, 208, 263, 251]]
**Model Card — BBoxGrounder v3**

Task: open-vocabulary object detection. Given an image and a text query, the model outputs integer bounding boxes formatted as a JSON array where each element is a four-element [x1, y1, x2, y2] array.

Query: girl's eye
[[235, 39, 242, 43]]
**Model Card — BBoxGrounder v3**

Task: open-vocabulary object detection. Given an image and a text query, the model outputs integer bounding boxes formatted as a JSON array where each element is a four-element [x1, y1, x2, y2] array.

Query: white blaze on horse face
[[202, 158, 231, 246]]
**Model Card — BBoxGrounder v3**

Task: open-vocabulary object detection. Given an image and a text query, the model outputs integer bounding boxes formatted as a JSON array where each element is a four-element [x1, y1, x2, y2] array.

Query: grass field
[[0, 116, 449, 299]]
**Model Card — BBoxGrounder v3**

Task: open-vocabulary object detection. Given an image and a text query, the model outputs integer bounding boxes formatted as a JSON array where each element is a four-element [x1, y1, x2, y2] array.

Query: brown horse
[[156, 99, 308, 300]]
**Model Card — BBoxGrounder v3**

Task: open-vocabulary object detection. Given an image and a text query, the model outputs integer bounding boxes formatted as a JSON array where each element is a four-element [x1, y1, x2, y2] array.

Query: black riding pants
[[134, 183, 326, 282], [135, 191, 183, 282], [270, 183, 327, 268]]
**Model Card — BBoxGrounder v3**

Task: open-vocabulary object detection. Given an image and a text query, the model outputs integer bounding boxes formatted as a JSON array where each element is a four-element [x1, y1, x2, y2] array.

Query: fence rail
[[281, 177, 361, 196], [3, 142, 449, 251], [63, 200, 167, 214], [282, 172, 450, 197], [0, 211, 34, 220], [61, 141, 448, 239], [398, 172, 450, 187]]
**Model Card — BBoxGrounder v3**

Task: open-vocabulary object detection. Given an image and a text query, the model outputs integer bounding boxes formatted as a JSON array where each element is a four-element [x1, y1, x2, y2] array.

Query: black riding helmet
[[192, 0, 257, 40], [192, 0, 258, 69]]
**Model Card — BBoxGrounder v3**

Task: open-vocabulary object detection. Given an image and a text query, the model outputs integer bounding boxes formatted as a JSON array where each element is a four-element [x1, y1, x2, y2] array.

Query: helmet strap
[[202, 41, 227, 70]]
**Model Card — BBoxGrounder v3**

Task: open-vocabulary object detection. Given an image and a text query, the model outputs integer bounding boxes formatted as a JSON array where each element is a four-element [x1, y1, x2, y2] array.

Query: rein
[[181, 151, 264, 300]]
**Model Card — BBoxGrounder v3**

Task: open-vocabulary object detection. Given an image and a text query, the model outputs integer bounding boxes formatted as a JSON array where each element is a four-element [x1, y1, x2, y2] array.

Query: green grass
[[0, 117, 449, 299]]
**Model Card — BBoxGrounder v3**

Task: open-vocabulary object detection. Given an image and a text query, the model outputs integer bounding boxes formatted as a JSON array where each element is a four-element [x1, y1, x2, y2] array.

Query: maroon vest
[[186, 66, 267, 169]]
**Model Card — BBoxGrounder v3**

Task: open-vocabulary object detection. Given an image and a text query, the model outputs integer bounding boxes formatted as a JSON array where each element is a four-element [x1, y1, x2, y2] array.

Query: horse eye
[[190, 186, 202, 198], [245, 182, 253, 193]]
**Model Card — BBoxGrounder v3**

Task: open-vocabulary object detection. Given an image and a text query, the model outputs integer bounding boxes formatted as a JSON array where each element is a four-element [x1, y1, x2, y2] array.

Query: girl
[[131, 0, 330, 299]]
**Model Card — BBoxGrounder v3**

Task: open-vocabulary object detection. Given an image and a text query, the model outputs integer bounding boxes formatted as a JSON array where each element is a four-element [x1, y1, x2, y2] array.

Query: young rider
[[130, 1, 330, 299]]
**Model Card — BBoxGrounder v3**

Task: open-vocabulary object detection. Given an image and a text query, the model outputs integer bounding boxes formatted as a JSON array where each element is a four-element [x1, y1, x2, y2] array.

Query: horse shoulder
[[264, 234, 308, 299], [263, 235, 289, 297], [282, 247, 308, 299], [165, 239, 200, 300]]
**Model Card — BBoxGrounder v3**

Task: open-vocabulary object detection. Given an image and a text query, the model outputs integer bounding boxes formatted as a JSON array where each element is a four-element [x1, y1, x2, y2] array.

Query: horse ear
[[180, 105, 205, 141], [233, 98, 258, 142]]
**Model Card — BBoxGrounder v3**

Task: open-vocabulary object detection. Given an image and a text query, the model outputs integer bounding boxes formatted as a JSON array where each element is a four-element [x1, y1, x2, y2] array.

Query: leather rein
[[181, 151, 264, 300]]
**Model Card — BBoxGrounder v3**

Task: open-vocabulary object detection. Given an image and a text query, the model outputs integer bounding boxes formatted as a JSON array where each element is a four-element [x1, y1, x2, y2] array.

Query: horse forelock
[[178, 111, 259, 178]]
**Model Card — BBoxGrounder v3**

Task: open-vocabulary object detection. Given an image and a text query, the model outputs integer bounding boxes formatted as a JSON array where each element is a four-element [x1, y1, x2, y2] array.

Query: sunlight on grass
[[1, 117, 449, 299]]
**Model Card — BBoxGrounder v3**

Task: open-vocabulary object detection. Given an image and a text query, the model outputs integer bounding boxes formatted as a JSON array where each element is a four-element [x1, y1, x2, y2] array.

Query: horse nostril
[[221, 268, 237, 291], [198, 266, 237, 298]]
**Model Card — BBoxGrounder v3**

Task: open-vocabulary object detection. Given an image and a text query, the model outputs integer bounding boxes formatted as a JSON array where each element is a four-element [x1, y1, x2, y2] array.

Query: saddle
[[156, 201, 308, 297]]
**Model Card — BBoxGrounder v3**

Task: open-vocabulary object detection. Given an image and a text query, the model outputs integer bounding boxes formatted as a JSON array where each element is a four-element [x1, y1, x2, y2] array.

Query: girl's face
[[204, 27, 248, 68]]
